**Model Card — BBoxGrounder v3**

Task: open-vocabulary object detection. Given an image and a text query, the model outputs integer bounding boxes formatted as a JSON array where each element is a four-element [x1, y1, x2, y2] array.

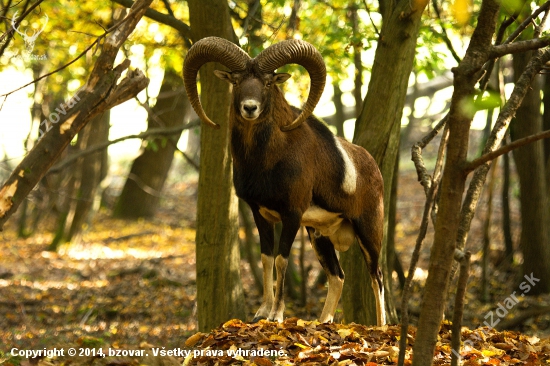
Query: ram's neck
[[270, 87, 296, 130]]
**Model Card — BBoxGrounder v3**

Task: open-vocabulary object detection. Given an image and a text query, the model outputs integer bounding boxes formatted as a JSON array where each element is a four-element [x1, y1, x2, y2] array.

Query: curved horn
[[183, 37, 250, 129], [255, 39, 326, 131]]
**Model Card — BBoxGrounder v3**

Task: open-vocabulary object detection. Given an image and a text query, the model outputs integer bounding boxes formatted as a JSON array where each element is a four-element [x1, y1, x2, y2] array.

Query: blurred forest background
[[1, 0, 550, 365]]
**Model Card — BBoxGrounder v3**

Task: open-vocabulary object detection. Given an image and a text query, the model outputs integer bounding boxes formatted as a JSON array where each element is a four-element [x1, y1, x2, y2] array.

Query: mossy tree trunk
[[340, 0, 428, 325]]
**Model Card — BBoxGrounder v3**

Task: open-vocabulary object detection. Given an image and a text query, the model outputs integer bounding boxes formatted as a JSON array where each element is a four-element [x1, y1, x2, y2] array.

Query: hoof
[[251, 316, 266, 323]]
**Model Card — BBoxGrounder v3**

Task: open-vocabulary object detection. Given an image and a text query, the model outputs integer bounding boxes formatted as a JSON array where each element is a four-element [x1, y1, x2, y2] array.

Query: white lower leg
[[319, 274, 344, 323], [268, 255, 287, 322], [372, 278, 386, 326], [254, 254, 274, 320]]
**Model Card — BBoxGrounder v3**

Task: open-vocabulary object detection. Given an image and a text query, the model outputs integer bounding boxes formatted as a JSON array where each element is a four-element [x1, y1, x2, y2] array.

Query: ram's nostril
[[243, 104, 258, 113]]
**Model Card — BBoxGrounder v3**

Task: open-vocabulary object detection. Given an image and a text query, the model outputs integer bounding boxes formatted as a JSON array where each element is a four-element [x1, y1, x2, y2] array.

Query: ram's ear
[[213, 70, 233, 83], [273, 73, 291, 84]]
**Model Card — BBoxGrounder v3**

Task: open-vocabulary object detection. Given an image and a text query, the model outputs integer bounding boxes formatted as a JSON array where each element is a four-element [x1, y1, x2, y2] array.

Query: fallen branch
[[496, 305, 550, 330], [102, 230, 156, 243]]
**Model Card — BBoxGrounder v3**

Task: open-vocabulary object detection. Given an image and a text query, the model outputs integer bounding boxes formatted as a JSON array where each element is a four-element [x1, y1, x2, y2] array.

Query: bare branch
[[504, 0, 550, 44], [454, 47, 550, 254], [478, 1, 548, 93], [411, 114, 448, 195], [241, 0, 261, 39], [431, 0, 461, 63], [534, 7, 550, 38], [48, 122, 199, 173], [490, 37, 550, 58], [361, 0, 380, 36], [0, 1, 150, 100], [111, 0, 192, 45], [464, 128, 550, 172]]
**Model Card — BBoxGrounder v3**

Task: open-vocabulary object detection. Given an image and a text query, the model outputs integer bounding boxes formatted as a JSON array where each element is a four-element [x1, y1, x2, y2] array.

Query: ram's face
[[214, 71, 290, 121]]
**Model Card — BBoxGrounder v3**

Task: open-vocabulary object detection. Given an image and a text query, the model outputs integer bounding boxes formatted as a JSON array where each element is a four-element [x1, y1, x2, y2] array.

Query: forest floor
[[1, 157, 550, 365]]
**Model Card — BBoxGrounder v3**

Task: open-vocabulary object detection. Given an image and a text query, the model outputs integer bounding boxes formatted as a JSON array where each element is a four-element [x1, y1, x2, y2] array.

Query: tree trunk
[[114, 67, 188, 219], [511, 51, 550, 294], [543, 74, 550, 162], [188, 0, 245, 332], [502, 144, 514, 263], [412, 0, 550, 362], [65, 112, 110, 242], [349, 4, 363, 117], [340, 0, 428, 325], [332, 82, 345, 137], [387, 151, 405, 289]]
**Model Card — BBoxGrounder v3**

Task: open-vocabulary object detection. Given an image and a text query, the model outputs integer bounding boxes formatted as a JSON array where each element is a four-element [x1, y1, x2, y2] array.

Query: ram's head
[[183, 37, 326, 131]]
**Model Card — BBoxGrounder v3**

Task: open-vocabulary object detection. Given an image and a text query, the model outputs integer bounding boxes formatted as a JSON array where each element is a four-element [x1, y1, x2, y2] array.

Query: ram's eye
[[266, 83, 272, 87]]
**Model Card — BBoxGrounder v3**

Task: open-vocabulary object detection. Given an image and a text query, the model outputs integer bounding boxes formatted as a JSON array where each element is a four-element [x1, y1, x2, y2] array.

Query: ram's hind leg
[[352, 215, 386, 326], [306, 227, 344, 323]]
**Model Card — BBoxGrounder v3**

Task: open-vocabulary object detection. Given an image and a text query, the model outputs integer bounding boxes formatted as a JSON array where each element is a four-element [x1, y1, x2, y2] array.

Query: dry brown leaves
[[183, 319, 550, 366]]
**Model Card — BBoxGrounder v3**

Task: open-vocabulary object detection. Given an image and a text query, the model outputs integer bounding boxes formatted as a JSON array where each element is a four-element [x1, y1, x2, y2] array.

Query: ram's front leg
[[269, 211, 301, 322], [250, 205, 275, 322]]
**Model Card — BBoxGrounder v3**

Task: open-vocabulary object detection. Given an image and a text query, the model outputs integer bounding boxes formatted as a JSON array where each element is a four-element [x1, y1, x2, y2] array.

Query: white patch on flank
[[335, 139, 357, 194]]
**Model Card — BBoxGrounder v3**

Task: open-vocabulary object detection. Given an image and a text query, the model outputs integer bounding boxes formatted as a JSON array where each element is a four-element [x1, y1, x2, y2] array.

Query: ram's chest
[[233, 158, 300, 205]]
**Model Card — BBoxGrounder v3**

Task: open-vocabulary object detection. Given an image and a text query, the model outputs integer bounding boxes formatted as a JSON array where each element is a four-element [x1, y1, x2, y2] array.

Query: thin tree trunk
[[387, 152, 405, 289], [66, 111, 110, 242], [349, 4, 363, 117], [502, 144, 514, 263], [332, 82, 345, 137], [188, 0, 245, 332], [543, 74, 550, 162], [481, 161, 497, 303], [511, 50, 550, 294], [114, 67, 188, 219]]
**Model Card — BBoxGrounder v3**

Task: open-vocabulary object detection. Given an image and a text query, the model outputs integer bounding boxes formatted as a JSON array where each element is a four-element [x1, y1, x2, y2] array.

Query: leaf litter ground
[[0, 169, 549, 365]]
